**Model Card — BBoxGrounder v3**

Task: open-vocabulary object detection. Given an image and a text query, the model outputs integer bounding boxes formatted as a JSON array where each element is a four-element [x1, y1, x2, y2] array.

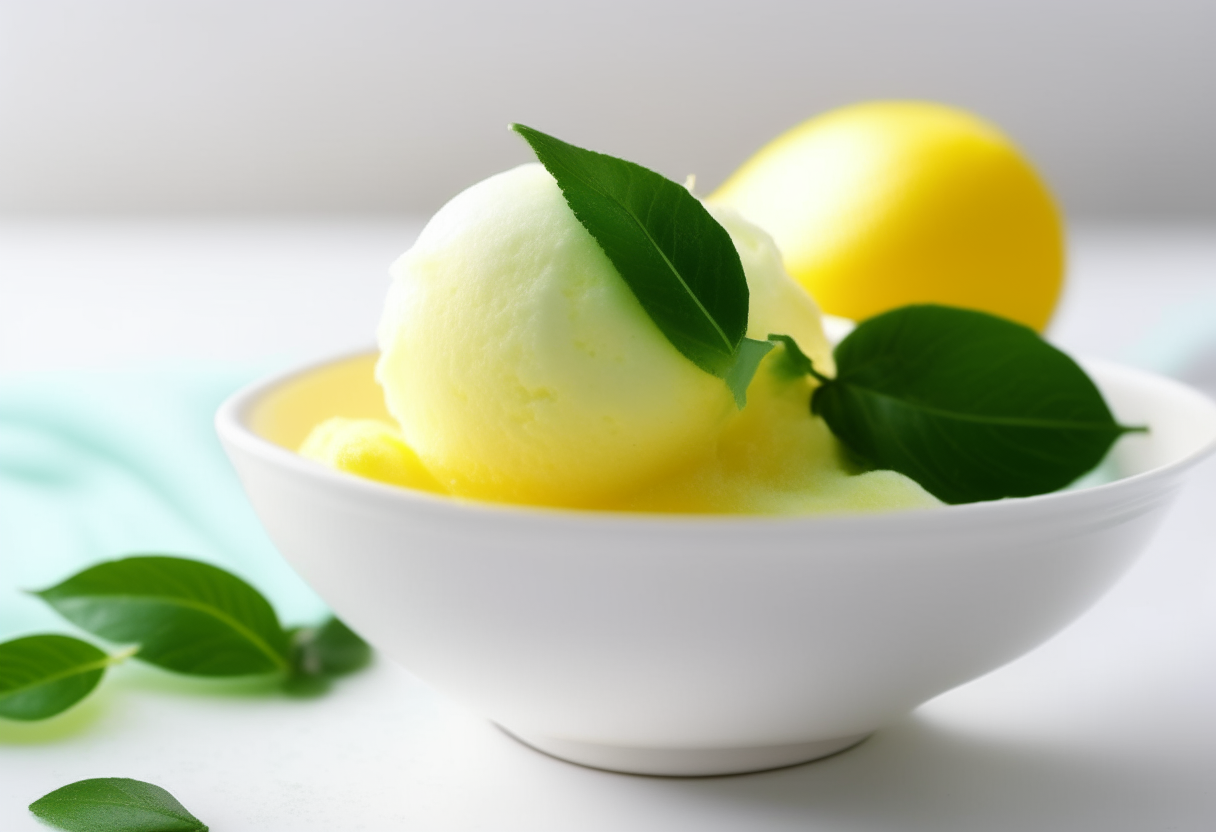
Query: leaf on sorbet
[[767, 333, 829, 382], [510, 124, 757, 396], [812, 305, 1142, 504], [723, 337, 776, 407]]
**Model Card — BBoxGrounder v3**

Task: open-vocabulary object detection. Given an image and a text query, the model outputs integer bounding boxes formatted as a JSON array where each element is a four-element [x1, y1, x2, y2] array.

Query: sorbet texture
[[302, 163, 937, 514]]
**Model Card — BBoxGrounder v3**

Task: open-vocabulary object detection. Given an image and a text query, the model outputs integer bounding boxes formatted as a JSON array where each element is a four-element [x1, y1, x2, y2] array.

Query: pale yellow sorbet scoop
[[376, 163, 838, 508], [298, 417, 444, 493], [301, 162, 938, 514]]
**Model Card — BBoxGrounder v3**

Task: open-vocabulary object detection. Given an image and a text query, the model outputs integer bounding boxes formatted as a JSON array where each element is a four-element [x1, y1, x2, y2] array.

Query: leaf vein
[[66, 593, 287, 672]]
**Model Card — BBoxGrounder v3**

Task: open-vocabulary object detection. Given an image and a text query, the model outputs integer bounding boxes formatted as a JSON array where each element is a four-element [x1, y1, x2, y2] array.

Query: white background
[[2, 0, 1215, 218]]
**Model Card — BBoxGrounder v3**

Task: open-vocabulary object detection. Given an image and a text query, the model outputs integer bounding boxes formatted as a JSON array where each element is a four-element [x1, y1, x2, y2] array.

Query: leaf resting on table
[[0, 635, 115, 721], [30, 777, 207, 832], [284, 617, 373, 695], [35, 556, 290, 676]]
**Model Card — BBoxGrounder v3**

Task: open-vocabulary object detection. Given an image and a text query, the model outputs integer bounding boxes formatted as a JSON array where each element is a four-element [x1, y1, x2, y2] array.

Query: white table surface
[[2, 218, 1215, 831]]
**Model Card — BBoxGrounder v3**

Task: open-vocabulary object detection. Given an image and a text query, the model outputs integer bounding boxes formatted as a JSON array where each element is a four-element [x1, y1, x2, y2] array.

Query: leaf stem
[[110, 645, 140, 665], [766, 333, 832, 384]]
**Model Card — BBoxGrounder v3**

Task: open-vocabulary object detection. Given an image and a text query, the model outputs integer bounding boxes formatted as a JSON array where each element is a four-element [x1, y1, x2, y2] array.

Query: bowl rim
[[215, 348, 1216, 533]]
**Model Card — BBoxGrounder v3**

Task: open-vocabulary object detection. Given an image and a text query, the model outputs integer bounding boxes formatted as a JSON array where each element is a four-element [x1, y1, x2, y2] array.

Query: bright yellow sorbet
[[299, 417, 444, 493], [297, 163, 939, 515]]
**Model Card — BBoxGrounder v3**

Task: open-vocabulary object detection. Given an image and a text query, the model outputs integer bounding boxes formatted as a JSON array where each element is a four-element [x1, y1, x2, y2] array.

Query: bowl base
[[499, 726, 872, 776]]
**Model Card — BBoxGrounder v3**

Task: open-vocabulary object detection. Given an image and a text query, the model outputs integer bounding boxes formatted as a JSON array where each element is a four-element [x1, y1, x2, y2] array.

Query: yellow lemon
[[709, 101, 1065, 331]]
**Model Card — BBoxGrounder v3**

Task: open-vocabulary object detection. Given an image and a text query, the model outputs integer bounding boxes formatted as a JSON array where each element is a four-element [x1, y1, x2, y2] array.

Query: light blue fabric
[[0, 364, 327, 639], [1125, 293, 1216, 386]]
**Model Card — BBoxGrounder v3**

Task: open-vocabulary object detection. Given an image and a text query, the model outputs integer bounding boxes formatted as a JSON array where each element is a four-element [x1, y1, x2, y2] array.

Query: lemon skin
[[710, 101, 1065, 332]]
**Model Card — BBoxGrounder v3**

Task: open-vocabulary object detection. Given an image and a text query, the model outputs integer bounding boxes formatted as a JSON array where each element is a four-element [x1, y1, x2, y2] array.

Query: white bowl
[[217, 355, 1216, 776]]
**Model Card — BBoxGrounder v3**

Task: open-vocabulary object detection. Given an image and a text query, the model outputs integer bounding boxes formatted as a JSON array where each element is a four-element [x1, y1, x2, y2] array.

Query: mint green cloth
[[0, 365, 327, 639]]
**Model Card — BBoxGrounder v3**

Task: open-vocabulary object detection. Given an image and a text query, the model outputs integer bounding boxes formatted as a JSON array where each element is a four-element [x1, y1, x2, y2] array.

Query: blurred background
[[2, 0, 1214, 218], [1, 0, 1214, 374]]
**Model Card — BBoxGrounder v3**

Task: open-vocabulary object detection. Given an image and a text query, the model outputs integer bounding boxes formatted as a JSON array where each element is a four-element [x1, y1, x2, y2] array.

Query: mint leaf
[[35, 556, 290, 677], [511, 124, 761, 404], [300, 617, 371, 676], [812, 305, 1140, 504], [724, 338, 776, 406], [767, 333, 829, 382], [0, 635, 122, 721], [284, 617, 372, 695], [30, 778, 207, 832]]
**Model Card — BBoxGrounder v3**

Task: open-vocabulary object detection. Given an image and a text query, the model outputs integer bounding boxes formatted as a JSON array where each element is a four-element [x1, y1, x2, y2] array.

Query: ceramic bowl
[[216, 354, 1216, 776]]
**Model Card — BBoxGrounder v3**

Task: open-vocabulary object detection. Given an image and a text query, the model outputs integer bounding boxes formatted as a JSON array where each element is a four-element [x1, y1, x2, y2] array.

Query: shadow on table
[[640, 714, 1208, 832], [0, 661, 320, 746]]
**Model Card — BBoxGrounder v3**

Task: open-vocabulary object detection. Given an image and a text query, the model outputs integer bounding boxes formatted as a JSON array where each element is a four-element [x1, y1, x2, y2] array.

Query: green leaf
[[30, 778, 207, 832], [723, 338, 775, 407], [0, 635, 120, 721], [510, 124, 756, 392], [811, 305, 1141, 504], [767, 333, 829, 383], [284, 617, 372, 695], [35, 556, 290, 677], [303, 617, 372, 676]]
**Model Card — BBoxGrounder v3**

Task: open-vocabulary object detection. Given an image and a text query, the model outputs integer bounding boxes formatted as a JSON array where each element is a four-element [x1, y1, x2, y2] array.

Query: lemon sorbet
[[298, 162, 938, 515], [298, 417, 444, 493], [710, 101, 1064, 332]]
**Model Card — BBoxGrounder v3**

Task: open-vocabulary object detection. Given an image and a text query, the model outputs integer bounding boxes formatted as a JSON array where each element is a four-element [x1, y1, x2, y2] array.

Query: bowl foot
[[499, 726, 872, 776]]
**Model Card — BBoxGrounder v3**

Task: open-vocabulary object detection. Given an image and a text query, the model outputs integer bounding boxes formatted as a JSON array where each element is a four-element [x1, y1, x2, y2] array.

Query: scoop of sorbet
[[375, 163, 840, 508]]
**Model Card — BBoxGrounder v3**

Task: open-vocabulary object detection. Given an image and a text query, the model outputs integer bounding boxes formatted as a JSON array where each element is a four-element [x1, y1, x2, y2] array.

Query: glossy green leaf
[[0, 635, 117, 721], [35, 556, 290, 677], [511, 124, 760, 403], [30, 778, 207, 832], [812, 305, 1140, 504], [767, 333, 828, 382]]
